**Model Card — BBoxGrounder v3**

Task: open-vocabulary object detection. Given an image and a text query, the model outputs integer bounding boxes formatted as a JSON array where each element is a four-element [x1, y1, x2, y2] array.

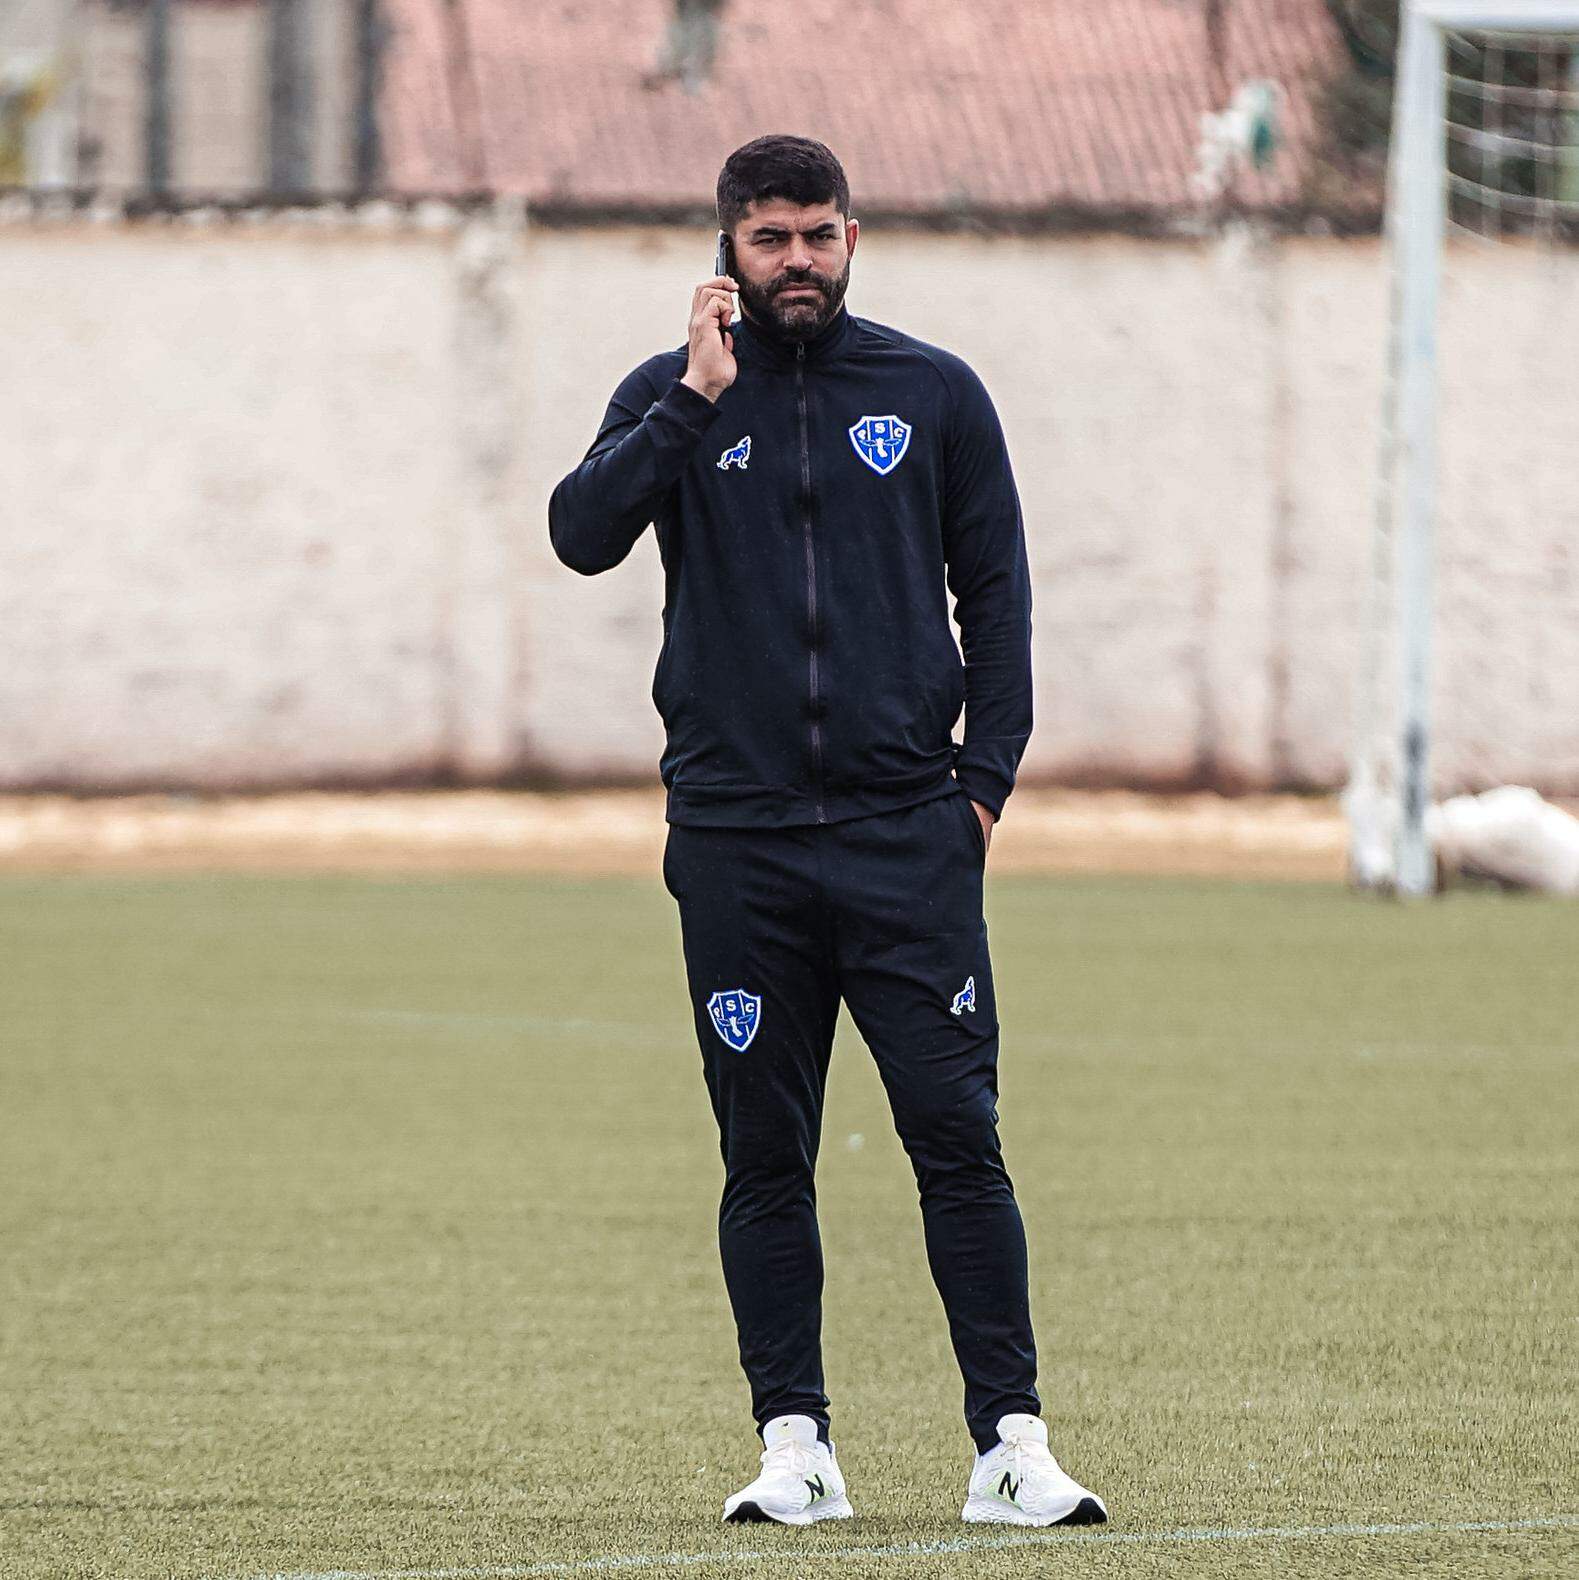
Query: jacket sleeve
[[941, 360, 1034, 820], [549, 364, 724, 575]]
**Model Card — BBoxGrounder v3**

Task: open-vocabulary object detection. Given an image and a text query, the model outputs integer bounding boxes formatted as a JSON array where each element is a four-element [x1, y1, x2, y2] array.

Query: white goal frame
[[1356, 0, 1579, 896]]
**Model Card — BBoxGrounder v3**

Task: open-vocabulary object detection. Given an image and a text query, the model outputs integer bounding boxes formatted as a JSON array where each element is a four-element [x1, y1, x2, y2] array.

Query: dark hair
[[716, 135, 851, 234]]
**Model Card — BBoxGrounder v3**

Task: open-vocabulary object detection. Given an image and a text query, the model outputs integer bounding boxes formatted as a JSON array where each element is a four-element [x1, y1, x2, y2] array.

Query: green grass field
[[3, 873, 1576, 1579]]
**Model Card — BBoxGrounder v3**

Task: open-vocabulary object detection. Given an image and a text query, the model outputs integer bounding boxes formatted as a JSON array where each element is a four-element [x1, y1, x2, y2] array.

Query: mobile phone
[[714, 231, 736, 336]]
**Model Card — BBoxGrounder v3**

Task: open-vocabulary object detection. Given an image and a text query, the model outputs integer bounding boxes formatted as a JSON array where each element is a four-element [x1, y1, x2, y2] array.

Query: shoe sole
[[724, 1495, 856, 1526], [961, 1493, 1107, 1527]]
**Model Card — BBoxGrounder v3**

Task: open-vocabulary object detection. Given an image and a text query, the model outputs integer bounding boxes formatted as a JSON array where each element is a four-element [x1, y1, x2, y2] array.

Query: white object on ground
[[1428, 785, 1579, 894]]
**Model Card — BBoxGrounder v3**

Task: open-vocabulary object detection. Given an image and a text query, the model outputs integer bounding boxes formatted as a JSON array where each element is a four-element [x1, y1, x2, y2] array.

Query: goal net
[[1347, 0, 1579, 894]]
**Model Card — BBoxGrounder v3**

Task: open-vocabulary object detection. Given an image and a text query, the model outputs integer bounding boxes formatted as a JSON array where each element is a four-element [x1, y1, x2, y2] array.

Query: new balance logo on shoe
[[721, 1415, 854, 1526], [962, 1413, 1108, 1528]]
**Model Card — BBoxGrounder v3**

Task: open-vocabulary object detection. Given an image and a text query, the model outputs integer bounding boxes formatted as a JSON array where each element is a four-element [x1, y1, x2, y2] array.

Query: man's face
[[729, 198, 858, 339]]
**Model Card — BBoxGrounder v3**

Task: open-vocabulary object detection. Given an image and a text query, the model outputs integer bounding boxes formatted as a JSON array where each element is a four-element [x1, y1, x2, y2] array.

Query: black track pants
[[662, 785, 1040, 1453]]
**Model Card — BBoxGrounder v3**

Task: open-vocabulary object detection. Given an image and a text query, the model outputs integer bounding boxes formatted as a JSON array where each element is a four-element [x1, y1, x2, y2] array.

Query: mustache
[[775, 279, 824, 295]]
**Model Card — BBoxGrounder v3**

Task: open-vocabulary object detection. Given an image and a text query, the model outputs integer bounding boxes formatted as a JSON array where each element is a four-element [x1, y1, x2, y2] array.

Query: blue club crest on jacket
[[848, 414, 912, 475], [707, 988, 762, 1050]]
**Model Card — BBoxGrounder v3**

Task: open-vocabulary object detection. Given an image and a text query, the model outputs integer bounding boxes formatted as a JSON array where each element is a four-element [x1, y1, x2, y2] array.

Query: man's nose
[[786, 240, 814, 271]]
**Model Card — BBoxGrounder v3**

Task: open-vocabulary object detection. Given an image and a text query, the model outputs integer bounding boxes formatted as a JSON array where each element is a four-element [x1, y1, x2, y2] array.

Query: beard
[[737, 256, 852, 340]]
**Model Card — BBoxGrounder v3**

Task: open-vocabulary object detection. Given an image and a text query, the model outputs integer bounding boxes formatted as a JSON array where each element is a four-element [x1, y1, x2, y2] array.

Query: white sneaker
[[722, 1414, 855, 1525], [961, 1413, 1107, 1527]]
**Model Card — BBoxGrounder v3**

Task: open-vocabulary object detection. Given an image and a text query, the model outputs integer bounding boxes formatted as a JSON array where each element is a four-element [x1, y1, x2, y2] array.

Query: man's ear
[[845, 217, 859, 258]]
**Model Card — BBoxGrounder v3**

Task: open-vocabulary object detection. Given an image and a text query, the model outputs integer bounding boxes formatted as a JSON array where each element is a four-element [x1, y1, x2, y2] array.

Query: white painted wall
[[0, 222, 464, 787], [1, 213, 1574, 794]]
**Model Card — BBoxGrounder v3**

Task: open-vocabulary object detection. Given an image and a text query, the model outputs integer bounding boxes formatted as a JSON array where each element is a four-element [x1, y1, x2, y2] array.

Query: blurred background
[[0, 0, 1573, 857]]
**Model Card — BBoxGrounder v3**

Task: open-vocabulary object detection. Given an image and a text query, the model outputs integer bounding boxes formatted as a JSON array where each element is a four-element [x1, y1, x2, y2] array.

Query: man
[[549, 135, 1105, 1530]]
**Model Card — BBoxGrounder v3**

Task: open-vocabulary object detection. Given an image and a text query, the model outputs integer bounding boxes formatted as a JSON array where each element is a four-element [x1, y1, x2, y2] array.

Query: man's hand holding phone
[[682, 273, 738, 404]]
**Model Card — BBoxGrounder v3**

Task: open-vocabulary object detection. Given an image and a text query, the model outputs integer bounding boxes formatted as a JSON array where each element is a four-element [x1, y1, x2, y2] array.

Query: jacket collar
[[733, 300, 856, 369]]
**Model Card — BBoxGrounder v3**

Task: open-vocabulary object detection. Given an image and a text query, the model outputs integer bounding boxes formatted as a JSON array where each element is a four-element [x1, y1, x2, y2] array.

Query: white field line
[[331, 1008, 1579, 1065], [240, 1514, 1579, 1580], [343, 1009, 669, 1040]]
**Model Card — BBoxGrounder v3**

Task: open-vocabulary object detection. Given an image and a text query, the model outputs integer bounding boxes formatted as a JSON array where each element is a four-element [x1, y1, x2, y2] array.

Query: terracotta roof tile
[[380, 0, 1347, 215]]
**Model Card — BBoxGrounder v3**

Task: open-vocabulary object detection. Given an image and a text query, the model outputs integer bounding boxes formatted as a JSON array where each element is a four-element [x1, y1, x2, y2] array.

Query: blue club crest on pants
[[707, 988, 762, 1051], [848, 414, 912, 476]]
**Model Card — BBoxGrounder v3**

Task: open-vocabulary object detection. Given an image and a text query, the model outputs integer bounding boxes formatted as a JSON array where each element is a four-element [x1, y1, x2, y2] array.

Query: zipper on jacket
[[795, 341, 827, 822]]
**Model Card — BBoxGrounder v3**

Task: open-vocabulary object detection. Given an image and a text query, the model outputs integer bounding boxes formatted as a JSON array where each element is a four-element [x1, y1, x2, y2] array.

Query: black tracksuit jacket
[[548, 301, 1032, 827]]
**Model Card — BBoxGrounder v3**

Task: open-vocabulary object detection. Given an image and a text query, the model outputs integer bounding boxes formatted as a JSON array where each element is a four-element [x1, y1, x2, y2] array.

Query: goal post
[[1349, 0, 1579, 896]]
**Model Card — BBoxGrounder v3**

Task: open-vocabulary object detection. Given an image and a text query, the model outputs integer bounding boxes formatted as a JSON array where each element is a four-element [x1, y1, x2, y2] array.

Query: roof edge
[[0, 186, 1387, 237]]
